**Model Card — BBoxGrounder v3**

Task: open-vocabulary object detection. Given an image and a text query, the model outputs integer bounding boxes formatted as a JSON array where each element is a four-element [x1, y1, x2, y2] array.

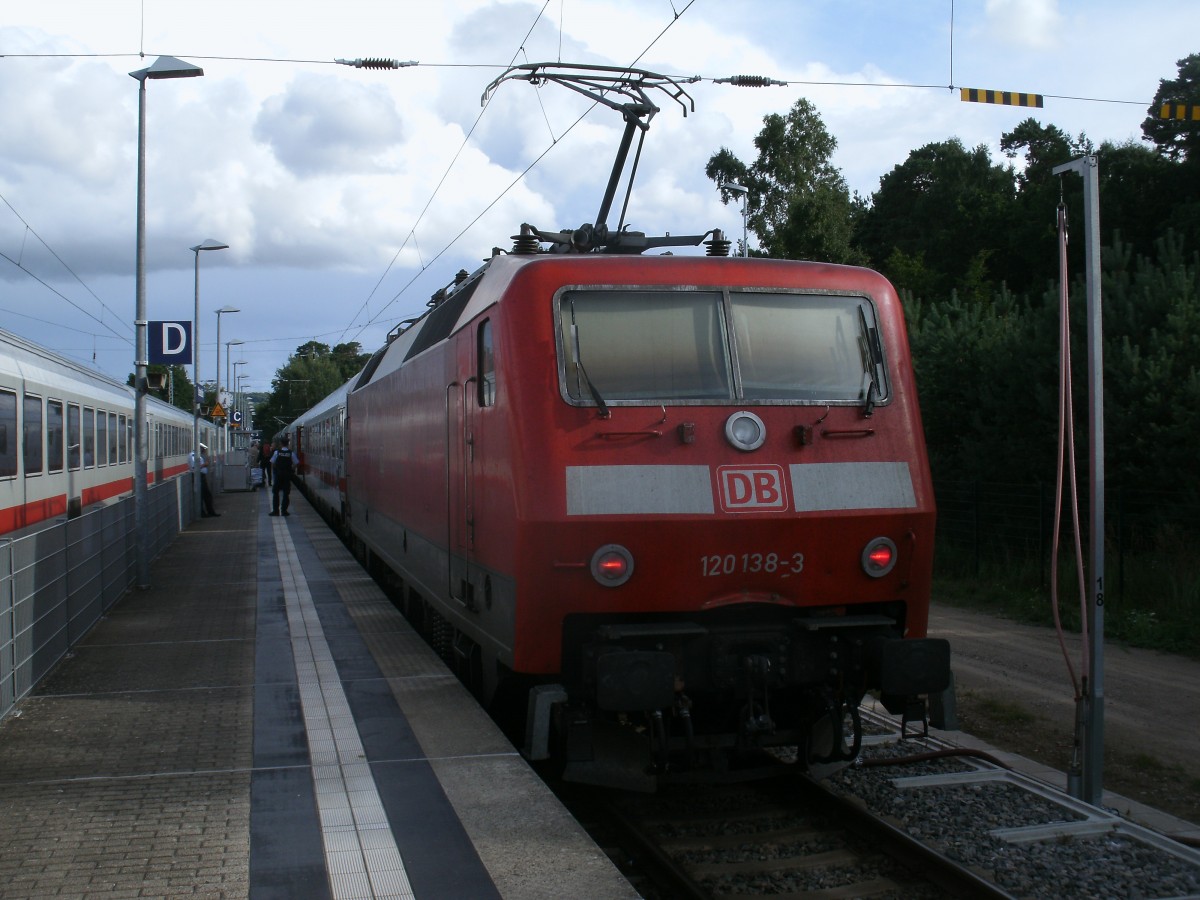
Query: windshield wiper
[[570, 300, 610, 418], [858, 306, 883, 417]]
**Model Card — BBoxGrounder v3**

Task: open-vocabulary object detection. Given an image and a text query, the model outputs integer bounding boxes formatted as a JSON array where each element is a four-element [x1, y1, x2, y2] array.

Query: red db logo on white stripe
[[717, 465, 788, 512]]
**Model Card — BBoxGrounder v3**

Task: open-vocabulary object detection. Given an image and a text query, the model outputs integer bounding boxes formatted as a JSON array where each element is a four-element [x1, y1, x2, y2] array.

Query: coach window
[[48, 400, 64, 473], [23, 394, 44, 475], [68, 403, 81, 470], [478, 319, 496, 408], [108, 412, 118, 464], [83, 406, 95, 468], [97, 410, 108, 466], [0, 389, 15, 478]]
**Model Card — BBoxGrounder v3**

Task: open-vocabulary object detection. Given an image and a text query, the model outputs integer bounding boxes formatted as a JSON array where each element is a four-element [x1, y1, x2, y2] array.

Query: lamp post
[[224, 339, 244, 453], [726, 183, 749, 258], [214, 306, 239, 454], [190, 240, 228, 520], [225, 341, 244, 405], [233, 360, 247, 438], [131, 55, 204, 588], [235, 370, 250, 435]]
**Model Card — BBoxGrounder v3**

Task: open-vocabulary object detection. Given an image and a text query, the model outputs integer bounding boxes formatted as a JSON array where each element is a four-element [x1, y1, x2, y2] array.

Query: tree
[[998, 119, 1091, 293], [129, 365, 195, 412], [856, 139, 1016, 299], [1142, 52, 1200, 162], [331, 341, 370, 381], [257, 340, 371, 432], [705, 98, 864, 264]]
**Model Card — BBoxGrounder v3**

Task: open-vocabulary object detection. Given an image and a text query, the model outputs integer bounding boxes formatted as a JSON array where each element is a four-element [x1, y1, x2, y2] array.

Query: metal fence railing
[[934, 480, 1200, 603], [0, 477, 197, 721]]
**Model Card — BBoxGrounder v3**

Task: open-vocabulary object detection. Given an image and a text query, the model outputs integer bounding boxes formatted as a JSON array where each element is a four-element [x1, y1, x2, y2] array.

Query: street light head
[[131, 55, 204, 83], [191, 239, 229, 253], [227, 339, 244, 346], [726, 183, 749, 196], [216, 305, 240, 314]]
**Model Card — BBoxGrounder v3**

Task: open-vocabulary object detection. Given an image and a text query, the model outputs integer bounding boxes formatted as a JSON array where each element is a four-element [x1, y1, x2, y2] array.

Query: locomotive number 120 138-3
[[701, 552, 805, 577]]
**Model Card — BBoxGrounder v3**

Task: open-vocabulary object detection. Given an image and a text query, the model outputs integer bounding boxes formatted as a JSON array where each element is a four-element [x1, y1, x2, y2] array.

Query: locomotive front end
[[514, 256, 950, 786]]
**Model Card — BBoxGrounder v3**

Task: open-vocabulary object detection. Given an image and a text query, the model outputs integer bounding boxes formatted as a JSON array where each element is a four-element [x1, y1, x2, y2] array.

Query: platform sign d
[[148, 320, 192, 365]]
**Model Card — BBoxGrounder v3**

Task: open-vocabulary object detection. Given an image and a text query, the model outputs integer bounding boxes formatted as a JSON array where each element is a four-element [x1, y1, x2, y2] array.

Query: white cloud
[[985, 0, 1064, 51], [254, 73, 407, 176]]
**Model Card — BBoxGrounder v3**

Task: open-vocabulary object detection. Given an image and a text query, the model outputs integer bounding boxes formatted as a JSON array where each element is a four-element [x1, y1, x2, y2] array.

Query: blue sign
[[148, 320, 192, 365]]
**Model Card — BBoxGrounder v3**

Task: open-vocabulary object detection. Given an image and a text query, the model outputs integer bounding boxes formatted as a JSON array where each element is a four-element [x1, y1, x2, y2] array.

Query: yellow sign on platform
[[211, 402, 226, 419]]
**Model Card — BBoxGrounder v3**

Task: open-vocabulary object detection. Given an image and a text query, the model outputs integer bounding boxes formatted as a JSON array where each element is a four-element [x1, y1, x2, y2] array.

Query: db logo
[[717, 465, 789, 512]]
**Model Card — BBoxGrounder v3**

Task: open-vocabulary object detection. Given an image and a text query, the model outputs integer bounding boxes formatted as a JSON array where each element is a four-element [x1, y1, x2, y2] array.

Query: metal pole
[[192, 249, 203, 519], [726, 184, 750, 258], [133, 75, 150, 588], [741, 194, 748, 258], [1053, 155, 1104, 806], [224, 341, 230, 455], [215, 311, 222, 453]]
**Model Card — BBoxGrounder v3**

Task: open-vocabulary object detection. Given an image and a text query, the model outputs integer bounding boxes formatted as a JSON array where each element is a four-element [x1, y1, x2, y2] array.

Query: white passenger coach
[[0, 327, 215, 537]]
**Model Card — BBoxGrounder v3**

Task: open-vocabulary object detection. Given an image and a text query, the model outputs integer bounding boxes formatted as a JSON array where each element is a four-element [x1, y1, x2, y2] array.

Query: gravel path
[[927, 602, 1200, 776]]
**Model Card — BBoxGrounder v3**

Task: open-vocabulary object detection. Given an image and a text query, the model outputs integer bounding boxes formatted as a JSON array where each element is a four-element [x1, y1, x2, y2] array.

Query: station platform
[[0, 487, 637, 899]]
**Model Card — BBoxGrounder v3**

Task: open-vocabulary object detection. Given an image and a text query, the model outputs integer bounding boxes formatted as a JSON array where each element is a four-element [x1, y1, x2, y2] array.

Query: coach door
[[446, 319, 493, 610], [446, 332, 474, 606]]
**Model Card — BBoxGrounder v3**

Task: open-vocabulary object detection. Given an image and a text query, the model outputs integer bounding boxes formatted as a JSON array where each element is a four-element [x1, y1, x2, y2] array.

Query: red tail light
[[862, 537, 898, 577], [591, 544, 634, 587]]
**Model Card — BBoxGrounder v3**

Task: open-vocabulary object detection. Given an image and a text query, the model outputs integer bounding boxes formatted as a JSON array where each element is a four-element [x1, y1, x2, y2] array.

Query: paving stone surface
[[0, 490, 260, 899]]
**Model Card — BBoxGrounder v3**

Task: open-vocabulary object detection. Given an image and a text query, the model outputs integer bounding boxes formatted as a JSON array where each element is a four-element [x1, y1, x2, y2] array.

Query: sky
[[2, 0, 1197, 402]]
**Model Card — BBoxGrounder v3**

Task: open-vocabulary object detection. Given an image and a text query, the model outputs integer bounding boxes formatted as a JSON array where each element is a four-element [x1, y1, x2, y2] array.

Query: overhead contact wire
[[352, 0, 698, 340]]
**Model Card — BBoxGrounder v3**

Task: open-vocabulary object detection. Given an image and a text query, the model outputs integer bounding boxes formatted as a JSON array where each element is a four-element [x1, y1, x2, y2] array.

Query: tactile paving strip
[[272, 517, 416, 900]]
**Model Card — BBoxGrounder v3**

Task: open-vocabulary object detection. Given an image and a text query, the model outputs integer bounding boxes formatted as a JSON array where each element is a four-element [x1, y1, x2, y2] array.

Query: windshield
[[562, 290, 732, 401], [558, 288, 885, 405]]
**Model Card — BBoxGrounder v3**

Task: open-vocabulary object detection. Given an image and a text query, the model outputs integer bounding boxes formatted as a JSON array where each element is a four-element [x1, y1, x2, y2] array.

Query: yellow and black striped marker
[[1159, 103, 1200, 120], [960, 88, 1044, 108]]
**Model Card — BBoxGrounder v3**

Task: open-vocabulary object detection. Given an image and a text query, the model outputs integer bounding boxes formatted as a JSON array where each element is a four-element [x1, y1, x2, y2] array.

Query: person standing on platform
[[194, 443, 219, 517], [269, 436, 295, 517], [260, 440, 272, 490], [247, 440, 261, 490]]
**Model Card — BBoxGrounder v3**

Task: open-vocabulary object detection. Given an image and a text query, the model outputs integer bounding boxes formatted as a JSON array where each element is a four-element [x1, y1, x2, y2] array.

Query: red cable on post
[[1051, 200, 1092, 701]]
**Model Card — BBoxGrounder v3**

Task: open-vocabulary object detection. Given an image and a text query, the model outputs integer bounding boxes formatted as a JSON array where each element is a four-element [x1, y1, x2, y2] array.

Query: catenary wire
[[348, 0, 699, 341], [335, 0, 555, 346]]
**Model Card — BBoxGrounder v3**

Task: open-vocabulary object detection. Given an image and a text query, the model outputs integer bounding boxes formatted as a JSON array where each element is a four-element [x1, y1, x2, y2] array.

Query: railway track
[[556, 706, 1200, 899], [562, 770, 1008, 898]]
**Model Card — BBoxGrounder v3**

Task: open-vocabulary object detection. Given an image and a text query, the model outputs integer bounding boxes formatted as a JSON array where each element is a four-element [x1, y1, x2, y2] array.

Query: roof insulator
[[511, 224, 541, 255], [705, 229, 732, 257]]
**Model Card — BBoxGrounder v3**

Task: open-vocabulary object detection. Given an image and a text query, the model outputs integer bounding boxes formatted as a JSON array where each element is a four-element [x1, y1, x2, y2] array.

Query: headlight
[[591, 544, 634, 587], [724, 410, 766, 451], [862, 537, 898, 577]]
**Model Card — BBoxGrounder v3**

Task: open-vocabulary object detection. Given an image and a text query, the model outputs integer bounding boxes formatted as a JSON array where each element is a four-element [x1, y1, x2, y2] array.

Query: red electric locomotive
[[334, 242, 948, 786], [293, 64, 949, 786]]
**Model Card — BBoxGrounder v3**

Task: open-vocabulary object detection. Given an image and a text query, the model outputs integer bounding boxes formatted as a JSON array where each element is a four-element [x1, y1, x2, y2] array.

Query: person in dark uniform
[[269, 436, 295, 517], [195, 443, 219, 517]]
